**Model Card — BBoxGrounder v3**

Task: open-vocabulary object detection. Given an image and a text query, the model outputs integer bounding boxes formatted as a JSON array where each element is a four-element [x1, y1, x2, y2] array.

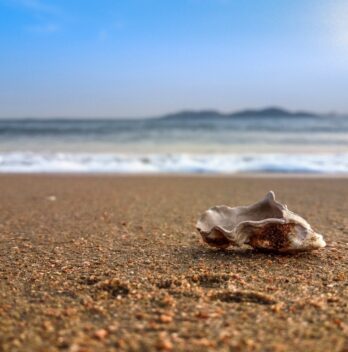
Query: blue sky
[[0, 0, 348, 117]]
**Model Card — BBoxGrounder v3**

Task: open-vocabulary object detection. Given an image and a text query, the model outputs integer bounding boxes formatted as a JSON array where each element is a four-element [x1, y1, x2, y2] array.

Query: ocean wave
[[1, 152, 348, 174]]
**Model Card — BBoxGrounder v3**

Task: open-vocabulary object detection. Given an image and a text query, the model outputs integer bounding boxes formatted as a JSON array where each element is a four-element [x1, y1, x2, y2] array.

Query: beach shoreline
[[0, 175, 347, 351], [2, 171, 348, 178]]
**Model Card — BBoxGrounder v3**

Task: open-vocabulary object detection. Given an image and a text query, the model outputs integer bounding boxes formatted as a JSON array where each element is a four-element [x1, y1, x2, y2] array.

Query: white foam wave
[[0, 152, 348, 174]]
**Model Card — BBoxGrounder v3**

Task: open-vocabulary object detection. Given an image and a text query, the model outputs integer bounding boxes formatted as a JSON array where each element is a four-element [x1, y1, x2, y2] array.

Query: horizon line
[[0, 106, 344, 120]]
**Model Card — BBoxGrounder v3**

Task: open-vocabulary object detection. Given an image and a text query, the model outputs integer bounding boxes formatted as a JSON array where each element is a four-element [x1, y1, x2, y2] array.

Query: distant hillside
[[230, 107, 316, 118], [160, 107, 317, 120]]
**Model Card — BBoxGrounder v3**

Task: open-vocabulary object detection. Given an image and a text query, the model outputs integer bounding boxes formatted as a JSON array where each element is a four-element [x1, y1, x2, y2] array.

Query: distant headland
[[160, 107, 318, 120]]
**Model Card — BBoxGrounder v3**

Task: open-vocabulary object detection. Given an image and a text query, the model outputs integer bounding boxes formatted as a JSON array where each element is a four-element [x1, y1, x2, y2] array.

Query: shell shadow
[[184, 245, 320, 264]]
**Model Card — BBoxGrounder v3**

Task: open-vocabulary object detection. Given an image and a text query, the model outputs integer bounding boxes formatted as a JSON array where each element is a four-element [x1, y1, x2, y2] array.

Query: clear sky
[[1, 0, 348, 118]]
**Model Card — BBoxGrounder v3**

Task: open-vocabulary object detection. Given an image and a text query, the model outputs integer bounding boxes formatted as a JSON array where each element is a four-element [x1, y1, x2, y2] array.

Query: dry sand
[[0, 175, 347, 352]]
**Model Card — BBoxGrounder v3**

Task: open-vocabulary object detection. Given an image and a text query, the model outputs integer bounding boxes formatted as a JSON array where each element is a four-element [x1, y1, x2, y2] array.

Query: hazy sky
[[1, 0, 348, 117]]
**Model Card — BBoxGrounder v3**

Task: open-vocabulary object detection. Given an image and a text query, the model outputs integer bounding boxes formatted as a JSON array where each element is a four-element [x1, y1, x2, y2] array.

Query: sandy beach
[[0, 175, 347, 352]]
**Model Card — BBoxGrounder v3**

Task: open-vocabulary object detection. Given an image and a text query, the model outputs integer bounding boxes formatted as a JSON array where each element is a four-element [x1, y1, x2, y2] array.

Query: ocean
[[1, 115, 348, 173]]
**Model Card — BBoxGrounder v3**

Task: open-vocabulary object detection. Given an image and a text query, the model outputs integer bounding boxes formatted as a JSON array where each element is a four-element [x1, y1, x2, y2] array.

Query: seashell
[[196, 191, 326, 253]]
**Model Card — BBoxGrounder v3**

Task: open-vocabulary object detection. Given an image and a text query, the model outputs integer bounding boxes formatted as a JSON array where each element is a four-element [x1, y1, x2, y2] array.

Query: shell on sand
[[196, 191, 326, 253]]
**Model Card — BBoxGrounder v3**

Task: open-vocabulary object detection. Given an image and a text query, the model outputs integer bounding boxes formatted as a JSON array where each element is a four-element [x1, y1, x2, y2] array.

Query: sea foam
[[0, 152, 348, 174]]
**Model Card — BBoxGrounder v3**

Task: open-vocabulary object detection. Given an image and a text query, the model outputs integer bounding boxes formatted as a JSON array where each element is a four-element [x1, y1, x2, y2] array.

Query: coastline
[[2, 171, 348, 178], [1, 151, 348, 174]]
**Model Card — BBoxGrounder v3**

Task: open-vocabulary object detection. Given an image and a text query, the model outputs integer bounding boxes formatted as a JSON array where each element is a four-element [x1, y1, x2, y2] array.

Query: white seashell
[[196, 191, 326, 253]]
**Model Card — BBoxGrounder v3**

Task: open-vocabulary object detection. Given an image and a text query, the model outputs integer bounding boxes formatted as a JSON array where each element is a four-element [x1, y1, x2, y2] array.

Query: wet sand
[[0, 175, 347, 351]]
